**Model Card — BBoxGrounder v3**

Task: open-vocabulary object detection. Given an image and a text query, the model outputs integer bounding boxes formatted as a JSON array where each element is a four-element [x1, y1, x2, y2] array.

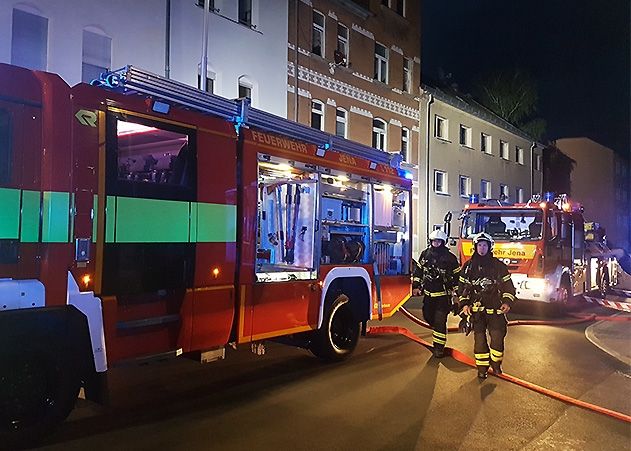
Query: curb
[[585, 312, 631, 367]]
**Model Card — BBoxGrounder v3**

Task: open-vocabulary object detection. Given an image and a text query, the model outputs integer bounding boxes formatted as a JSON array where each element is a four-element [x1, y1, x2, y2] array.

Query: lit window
[[335, 23, 348, 65], [311, 100, 324, 131], [435, 115, 448, 140], [401, 127, 409, 162], [459, 175, 471, 198], [499, 140, 509, 160], [335, 108, 347, 138], [11, 8, 48, 70], [82, 29, 111, 83], [481, 179, 491, 199], [239, 0, 252, 27], [516, 187, 525, 203], [481, 133, 491, 154], [459, 125, 472, 147], [516, 146, 524, 164], [374, 42, 388, 83], [435, 170, 448, 194], [534, 154, 542, 171], [372, 118, 387, 150], [403, 58, 412, 93], [500, 184, 509, 201], [312, 10, 325, 57]]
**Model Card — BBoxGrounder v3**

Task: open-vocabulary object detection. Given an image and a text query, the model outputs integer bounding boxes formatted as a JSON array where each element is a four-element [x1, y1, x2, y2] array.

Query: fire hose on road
[[368, 307, 631, 424]]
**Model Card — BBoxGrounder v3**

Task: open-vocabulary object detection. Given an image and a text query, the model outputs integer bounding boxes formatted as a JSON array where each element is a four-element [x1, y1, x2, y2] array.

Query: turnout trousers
[[472, 309, 508, 374], [423, 295, 450, 351]]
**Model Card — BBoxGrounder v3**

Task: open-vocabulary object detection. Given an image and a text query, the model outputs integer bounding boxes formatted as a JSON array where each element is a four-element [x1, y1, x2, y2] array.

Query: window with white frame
[[403, 58, 412, 93], [311, 100, 324, 131], [11, 8, 48, 70], [312, 10, 325, 57], [481, 133, 491, 154], [335, 108, 347, 138], [238, 81, 252, 99], [500, 184, 509, 201], [197, 71, 215, 94], [435, 170, 448, 194], [459, 124, 472, 147], [534, 154, 542, 171], [400, 127, 409, 162], [499, 140, 509, 159], [435, 115, 448, 140], [516, 146, 524, 164], [374, 42, 388, 83], [82, 29, 111, 83], [372, 118, 387, 150], [196, 0, 215, 10], [335, 23, 348, 65], [481, 179, 491, 199], [516, 187, 524, 203], [238, 0, 252, 26], [396, 0, 405, 16], [459, 175, 471, 198]]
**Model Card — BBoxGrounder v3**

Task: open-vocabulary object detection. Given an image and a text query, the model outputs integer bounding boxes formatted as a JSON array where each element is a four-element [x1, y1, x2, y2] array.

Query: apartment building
[[0, 0, 288, 115], [556, 137, 630, 251], [419, 84, 544, 251]]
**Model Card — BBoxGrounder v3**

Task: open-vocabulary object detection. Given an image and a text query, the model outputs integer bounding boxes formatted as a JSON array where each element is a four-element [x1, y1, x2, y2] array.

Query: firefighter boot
[[432, 346, 445, 359], [490, 361, 502, 375], [477, 367, 488, 379]]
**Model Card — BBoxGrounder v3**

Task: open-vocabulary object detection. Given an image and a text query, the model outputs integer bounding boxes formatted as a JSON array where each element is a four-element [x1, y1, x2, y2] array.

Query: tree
[[474, 70, 546, 140]]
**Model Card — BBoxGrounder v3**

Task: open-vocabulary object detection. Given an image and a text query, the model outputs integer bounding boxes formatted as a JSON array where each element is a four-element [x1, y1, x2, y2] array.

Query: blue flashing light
[[403, 170, 414, 180], [544, 191, 555, 202], [152, 100, 170, 114], [469, 194, 479, 204]]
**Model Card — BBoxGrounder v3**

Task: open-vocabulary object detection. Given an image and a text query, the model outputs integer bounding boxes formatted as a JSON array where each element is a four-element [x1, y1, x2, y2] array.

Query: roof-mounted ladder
[[95, 66, 401, 167]]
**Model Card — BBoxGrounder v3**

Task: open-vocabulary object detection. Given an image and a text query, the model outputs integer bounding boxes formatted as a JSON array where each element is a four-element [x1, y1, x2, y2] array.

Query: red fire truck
[[0, 63, 412, 440], [455, 193, 617, 310]]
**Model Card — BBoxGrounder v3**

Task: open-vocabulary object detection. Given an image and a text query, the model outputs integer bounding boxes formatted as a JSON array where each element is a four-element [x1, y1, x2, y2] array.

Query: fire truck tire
[[309, 294, 360, 361], [555, 276, 577, 316], [0, 347, 80, 447]]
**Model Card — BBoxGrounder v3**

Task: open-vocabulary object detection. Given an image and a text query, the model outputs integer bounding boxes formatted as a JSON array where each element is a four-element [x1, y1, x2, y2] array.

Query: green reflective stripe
[[92, 195, 98, 241], [453, 266, 461, 274], [424, 290, 448, 297], [20, 190, 40, 242], [490, 348, 503, 356], [475, 360, 490, 366], [433, 337, 446, 345], [459, 296, 469, 302], [459, 276, 469, 283], [105, 196, 116, 242], [114, 197, 190, 243], [475, 353, 490, 359], [0, 187, 20, 239], [42, 191, 70, 242], [197, 202, 236, 243], [189, 202, 198, 242], [491, 354, 503, 362], [433, 331, 447, 339], [502, 274, 512, 282]]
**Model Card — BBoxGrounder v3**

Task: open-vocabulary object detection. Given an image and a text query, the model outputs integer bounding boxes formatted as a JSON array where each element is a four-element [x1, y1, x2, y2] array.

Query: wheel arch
[[318, 267, 371, 328]]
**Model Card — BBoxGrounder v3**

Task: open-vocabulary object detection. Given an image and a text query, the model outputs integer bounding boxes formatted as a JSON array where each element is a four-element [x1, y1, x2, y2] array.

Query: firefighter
[[458, 232, 516, 379], [412, 229, 460, 358]]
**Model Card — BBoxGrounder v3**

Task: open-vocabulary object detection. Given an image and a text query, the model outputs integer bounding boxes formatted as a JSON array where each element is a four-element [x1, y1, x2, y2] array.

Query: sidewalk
[[585, 312, 631, 367]]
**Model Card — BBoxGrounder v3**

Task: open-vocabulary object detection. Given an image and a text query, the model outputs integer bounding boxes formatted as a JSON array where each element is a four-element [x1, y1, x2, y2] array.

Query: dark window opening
[[239, 0, 252, 26], [239, 84, 251, 99], [197, 74, 214, 94], [196, 0, 215, 10], [0, 109, 11, 184]]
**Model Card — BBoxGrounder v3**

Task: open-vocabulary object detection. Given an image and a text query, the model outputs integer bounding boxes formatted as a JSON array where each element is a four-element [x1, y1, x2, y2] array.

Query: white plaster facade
[[0, 0, 288, 116]]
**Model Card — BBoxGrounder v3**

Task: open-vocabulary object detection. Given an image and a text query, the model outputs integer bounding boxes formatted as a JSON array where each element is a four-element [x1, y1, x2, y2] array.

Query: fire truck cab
[[457, 193, 616, 308]]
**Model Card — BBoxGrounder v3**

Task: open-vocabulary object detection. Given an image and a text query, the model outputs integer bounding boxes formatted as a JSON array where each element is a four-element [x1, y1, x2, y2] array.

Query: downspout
[[165, 0, 171, 78], [200, 0, 211, 91], [294, 0, 299, 121], [530, 142, 536, 197], [424, 92, 434, 241]]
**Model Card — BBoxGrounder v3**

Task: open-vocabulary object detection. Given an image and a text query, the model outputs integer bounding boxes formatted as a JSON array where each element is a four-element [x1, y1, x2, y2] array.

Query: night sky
[[421, 0, 630, 158]]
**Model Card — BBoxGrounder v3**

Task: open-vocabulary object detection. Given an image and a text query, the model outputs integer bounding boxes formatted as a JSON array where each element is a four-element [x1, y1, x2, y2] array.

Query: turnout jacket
[[412, 246, 460, 297], [457, 254, 516, 310]]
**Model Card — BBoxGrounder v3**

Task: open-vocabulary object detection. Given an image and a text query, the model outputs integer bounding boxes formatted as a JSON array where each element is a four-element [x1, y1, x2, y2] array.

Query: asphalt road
[[34, 300, 631, 451]]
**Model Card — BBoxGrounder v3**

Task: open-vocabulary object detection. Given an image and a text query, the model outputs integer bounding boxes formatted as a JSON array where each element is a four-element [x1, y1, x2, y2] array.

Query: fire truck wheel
[[555, 277, 575, 316], [310, 294, 360, 361], [0, 348, 80, 446]]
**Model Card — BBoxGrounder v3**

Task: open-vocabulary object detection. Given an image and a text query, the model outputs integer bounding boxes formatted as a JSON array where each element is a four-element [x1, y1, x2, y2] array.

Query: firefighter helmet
[[428, 229, 448, 243], [473, 232, 494, 250]]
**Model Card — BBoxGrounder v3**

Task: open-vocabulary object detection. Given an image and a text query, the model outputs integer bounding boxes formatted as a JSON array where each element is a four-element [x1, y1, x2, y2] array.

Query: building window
[[396, 0, 405, 16], [82, 29, 111, 83], [459, 125, 472, 147], [196, 0, 215, 10], [481, 179, 491, 199], [403, 58, 412, 93], [534, 154, 542, 171], [459, 175, 471, 198], [435, 115, 448, 140], [516, 187, 525, 203], [500, 184, 509, 201], [335, 23, 348, 66], [197, 74, 215, 94], [516, 146, 524, 164], [311, 100, 324, 131], [435, 170, 448, 194], [499, 140, 509, 160], [481, 133, 491, 154], [372, 119, 387, 150], [374, 42, 388, 83], [238, 82, 251, 99], [11, 8, 48, 70], [335, 108, 347, 138], [238, 0, 252, 27], [312, 10, 325, 57], [400, 127, 409, 162]]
